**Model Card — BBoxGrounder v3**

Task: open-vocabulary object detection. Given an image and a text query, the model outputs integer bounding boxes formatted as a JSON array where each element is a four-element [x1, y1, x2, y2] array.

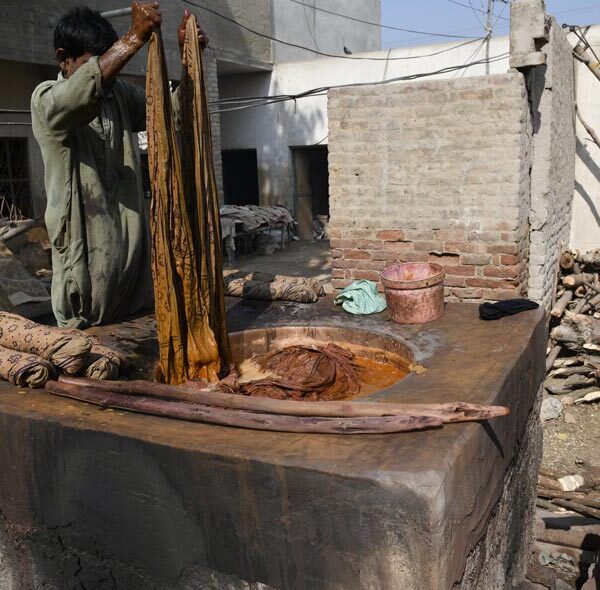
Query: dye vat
[[0, 302, 546, 590], [228, 325, 414, 400]]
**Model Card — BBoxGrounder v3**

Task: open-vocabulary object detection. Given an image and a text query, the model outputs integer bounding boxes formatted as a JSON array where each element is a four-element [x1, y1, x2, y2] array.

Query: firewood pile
[[533, 250, 600, 587], [546, 250, 600, 403]]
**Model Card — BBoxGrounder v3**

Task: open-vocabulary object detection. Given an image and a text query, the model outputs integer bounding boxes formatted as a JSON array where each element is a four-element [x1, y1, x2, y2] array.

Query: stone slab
[[0, 300, 546, 589]]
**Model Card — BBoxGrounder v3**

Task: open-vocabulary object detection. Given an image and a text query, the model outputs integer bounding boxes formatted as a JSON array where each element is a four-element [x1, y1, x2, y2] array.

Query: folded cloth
[[479, 298, 539, 320], [0, 312, 92, 374], [83, 342, 127, 380], [334, 280, 387, 315], [0, 344, 55, 388]]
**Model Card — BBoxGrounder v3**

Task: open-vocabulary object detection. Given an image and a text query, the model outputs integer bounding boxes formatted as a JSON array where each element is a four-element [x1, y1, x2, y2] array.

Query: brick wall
[[328, 73, 533, 301], [204, 51, 224, 203], [527, 18, 576, 308]]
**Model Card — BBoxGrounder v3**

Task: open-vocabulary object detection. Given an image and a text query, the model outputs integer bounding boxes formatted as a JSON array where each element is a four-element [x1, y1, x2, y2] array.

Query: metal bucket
[[380, 262, 445, 324]]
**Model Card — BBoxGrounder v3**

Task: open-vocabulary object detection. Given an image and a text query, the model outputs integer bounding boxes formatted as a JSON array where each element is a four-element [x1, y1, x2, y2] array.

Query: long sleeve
[[31, 57, 104, 134]]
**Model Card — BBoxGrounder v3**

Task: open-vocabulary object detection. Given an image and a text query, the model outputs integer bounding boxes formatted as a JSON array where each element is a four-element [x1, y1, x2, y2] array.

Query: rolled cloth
[[0, 312, 91, 375], [223, 270, 325, 302], [83, 342, 126, 380], [0, 345, 55, 388]]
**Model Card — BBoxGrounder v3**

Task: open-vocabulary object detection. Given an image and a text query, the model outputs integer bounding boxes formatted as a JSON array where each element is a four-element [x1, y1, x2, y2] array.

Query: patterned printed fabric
[[0, 312, 92, 375], [0, 345, 55, 388], [146, 21, 230, 385], [84, 342, 126, 380]]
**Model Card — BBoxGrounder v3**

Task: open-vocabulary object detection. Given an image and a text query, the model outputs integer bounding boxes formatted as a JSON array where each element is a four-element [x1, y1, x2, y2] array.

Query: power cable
[[448, 0, 509, 21], [181, 0, 483, 61], [282, 0, 476, 39], [211, 52, 510, 114]]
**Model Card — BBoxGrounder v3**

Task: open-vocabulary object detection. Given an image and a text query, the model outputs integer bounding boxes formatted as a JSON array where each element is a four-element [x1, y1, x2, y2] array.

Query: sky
[[380, 0, 600, 48]]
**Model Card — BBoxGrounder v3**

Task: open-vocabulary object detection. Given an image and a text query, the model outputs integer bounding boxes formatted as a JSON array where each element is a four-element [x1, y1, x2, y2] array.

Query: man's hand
[[99, 1, 162, 87], [129, 1, 162, 46], [178, 10, 209, 55]]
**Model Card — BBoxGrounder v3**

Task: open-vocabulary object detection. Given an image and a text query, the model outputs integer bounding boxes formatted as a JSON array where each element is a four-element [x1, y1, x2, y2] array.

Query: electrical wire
[[210, 52, 510, 114], [283, 0, 476, 39], [181, 0, 483, 61], [448, 0, 509, 21]]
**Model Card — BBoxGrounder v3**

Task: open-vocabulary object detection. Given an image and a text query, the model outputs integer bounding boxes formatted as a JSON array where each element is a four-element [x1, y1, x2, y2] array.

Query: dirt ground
[[542, 401, 600, 475], [230, 239, 333, 292]]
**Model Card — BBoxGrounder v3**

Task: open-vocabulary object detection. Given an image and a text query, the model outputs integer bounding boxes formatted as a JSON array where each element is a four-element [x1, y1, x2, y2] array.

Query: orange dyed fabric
[[146, 20, 230, 385]]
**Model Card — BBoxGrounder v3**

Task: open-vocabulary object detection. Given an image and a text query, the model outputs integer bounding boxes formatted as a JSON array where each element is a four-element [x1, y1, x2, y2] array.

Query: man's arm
[[32, 2, 160, 134], [99, 1, 161, 87]]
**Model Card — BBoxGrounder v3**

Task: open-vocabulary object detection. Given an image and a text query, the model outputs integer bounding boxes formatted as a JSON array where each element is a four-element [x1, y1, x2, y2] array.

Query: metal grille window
[[0, 138, 31, 220]]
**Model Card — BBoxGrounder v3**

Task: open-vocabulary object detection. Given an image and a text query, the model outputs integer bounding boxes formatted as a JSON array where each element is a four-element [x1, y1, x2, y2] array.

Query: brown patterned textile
[[218, 344, 361, 401], [146, 21, 230, 385], [0, 312, 91, 375], [82, 341, 126, 380], [223, 270, 325, 303], [0, 345, 55, 388]]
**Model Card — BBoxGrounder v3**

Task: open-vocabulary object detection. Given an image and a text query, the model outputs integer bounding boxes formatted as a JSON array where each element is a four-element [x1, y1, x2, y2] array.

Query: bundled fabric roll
[[223, 270, 325, 302], [84, 342, 127, 380], [0, 345, 55, 388], [0, 312, 92, 375]]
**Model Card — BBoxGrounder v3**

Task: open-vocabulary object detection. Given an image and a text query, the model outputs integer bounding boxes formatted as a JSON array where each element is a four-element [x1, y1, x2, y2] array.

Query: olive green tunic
[[31, 57, 163, 328]]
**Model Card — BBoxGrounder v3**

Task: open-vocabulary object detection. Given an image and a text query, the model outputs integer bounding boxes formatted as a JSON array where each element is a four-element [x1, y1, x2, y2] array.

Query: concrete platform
[[0, 300, 545, 589]]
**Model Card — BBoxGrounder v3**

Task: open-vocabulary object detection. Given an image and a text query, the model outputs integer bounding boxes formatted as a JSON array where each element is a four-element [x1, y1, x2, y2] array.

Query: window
[[0, 138, 31, 220]]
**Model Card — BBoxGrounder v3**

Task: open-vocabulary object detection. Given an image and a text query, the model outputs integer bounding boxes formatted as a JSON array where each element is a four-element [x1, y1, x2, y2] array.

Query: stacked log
[[546, 250, 600, 401]]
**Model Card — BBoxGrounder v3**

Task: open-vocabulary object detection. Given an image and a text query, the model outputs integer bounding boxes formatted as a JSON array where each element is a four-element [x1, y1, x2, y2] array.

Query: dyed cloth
[[224, 270, 324, 297], [31, 58, 163, 328], [84, 342, 126, 380], [224, 276, 320, 303], [0, 345, 55, 388], [146, 22, 230, 385], [0, 312, 91, 375], [218, 344, 360, 401], [219, 205, 295, 233], [334, 280, 387, 315]]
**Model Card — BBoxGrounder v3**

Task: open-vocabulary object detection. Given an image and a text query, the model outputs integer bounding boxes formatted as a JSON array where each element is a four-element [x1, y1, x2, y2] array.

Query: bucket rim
[[380, 262, 445, 290]]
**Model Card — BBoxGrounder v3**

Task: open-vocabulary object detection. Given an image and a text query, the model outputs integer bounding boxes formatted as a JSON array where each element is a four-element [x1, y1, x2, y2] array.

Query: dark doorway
[[222, 149, 260, 205], [0, 137, 32, 220], [291, 146, 329, 239]]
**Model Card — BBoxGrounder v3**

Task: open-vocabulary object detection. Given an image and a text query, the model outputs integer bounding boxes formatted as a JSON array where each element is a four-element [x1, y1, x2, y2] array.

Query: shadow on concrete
[[576, 137, 600, 229]]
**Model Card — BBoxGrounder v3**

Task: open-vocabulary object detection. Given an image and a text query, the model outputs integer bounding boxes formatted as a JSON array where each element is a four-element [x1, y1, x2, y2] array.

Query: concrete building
[[0, 0, 381, 217]]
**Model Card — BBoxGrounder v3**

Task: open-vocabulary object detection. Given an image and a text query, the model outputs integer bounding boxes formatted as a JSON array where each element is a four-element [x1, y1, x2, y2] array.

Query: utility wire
[[182, 0, 483, 61], [283, 0, 476, 39], [211, 52, 510, 114], [448, 0, 509, 21]]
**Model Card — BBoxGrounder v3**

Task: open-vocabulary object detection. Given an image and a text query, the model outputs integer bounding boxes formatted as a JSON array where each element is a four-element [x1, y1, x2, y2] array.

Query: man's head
[[54, 6, 118, 77]]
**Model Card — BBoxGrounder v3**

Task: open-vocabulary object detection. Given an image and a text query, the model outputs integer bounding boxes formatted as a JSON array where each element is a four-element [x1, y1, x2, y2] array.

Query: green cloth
[[334, 280, 387, 315], [31, 58, 178, 329]]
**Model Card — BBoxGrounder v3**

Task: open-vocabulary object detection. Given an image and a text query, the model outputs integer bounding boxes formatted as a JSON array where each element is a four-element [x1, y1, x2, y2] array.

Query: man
[[31, 2, 208, 328]]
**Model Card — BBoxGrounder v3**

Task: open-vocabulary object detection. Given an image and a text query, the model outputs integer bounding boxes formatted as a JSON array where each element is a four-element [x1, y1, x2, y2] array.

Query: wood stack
[[546, 250, 600, 402], [537, 467, 600, 520]]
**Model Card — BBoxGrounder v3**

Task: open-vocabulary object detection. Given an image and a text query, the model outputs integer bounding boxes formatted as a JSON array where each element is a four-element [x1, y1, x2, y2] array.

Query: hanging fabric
[[146, 19, 230, 385]]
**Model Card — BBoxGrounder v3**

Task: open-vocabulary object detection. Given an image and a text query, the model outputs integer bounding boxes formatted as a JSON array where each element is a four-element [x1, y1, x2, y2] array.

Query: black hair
[[54, 6, 118, 58]]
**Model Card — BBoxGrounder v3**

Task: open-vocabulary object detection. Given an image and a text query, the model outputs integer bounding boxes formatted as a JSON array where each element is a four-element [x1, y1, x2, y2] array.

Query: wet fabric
[[334, 280, 387, 315], [146, 21, 230, 385], [0, 312, 91, 374], [479, 299, 539, 321], [218, 344, 361, 401], [0, 345, 55, 388], [31, 57, 159, 329]]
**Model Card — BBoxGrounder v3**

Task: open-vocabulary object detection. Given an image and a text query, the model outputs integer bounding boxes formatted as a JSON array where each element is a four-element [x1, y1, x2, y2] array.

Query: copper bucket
[[381, 263, 445, 324]]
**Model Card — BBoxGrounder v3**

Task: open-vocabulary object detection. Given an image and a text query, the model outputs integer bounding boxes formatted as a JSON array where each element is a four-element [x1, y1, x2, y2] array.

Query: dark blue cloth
[[479, 298, 539, 320]]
